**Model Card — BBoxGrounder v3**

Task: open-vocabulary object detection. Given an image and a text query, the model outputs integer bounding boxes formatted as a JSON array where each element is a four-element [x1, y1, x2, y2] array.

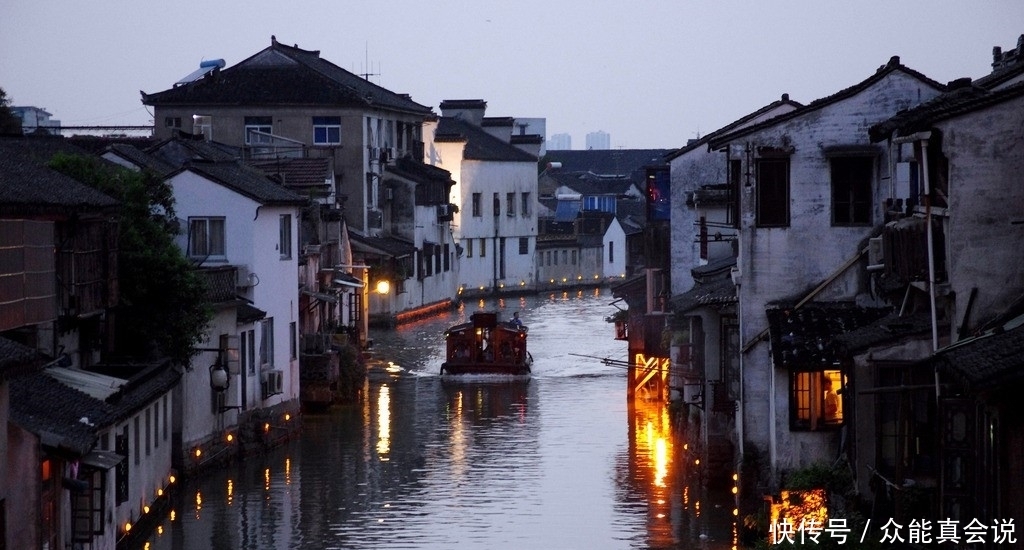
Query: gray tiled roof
[[931, 315, 1024, 393], [765, 302, 893, 369], [142, 37, 432, 116], [105, 142, 177, 177], [435, 117, 537, 162], [669, 276, 737, 314], [10, 370, 112, 456], [0, 137, 119, 215], [710, 57, 947, 149], [869, 81, 1024, 142], [0, 337, 42, 380], [179, 160, 307, 206], [349, 232, 417, 258]]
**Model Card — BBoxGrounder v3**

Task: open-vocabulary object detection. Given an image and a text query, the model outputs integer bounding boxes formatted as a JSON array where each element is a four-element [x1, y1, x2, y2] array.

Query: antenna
[[360, 41, 379, 81]]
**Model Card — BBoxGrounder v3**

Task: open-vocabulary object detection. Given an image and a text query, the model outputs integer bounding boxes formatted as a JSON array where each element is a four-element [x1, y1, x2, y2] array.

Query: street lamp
[[375, 279, 391, 295]]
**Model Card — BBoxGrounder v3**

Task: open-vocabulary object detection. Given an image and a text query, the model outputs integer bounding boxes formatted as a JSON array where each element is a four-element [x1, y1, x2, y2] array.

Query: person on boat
[[510, 311, 523, 328]]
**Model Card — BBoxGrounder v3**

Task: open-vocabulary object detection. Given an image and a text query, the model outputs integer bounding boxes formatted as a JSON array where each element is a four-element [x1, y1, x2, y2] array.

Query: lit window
[[791, 369, 844, 431]]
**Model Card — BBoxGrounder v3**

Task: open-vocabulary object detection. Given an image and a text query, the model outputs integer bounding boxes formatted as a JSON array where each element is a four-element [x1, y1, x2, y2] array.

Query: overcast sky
[[2, 1, 1022, 150]]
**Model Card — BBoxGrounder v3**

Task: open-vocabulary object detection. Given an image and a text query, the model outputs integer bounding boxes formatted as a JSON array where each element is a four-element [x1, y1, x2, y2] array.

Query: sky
[[2, 1, 1023, 150]]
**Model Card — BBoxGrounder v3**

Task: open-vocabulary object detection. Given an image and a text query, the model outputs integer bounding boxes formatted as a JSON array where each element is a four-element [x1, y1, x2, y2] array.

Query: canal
[[136, 288, 737, 549]]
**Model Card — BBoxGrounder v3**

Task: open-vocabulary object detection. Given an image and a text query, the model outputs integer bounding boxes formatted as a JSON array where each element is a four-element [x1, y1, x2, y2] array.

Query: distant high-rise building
[[586, 131, 610, 150], [548, 133, 571, 150]]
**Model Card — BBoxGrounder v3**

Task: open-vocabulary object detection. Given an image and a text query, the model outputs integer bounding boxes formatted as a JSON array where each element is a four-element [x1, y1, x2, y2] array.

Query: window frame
[[830, 156, 874, 226], [313, 116, 342, 145], [755, 157, 791, 227], [506, 192, 516, 217], [472, 193, 481, 217], [279, 214, 292, 260], [244, 116, 273, 145], [188, 217, 226, 261], [789, 368, 845, 431]]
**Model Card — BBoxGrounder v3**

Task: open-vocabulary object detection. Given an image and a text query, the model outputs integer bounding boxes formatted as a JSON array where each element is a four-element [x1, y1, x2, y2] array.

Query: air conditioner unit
[[868, 236, 885, 271], [263, 370, 284, 398], [236, 265, 253, 288]]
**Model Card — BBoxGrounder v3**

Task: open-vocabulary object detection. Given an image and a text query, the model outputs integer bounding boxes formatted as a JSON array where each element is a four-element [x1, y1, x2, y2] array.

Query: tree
[[0, 87, 23, 134], [48, 153, 211, 366]]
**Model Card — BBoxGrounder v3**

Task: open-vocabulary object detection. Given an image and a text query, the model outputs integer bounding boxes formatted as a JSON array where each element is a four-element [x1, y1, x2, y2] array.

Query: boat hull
[[440, 353, 532, 376]]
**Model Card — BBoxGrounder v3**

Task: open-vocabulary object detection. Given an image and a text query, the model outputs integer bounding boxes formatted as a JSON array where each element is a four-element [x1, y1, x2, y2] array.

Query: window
[[165, 116, 181, 128], [145, 407, 151, 456], [193, 115, 212, 140], [466, 238, 473, 258], [608, 241, 614, 263], [154, 401, 159, 449], [444, 244, 451, 271], [188, 217, 226, 260], [472, 193, 481, 217], [279, 214, 292, 260], [493, 193, 500, 217], [479, 238, 487, 258], [553, 250, 558, 265], [790, 369, 844, 430], [521, 192, 531, 217], [728, 160, 741, 227], [572, 250, 577, 265], [134, 416, 140, 465], [163, 395, 168, 442], [507, 192, 516, 216], [831, 156, 873, 225], [260, 318, 274, 367], [242, 329, 255, 375], [519, 237, 529, 255], [313, 116, 341, 145], [756, 158, 790, 227], [244, 116, 272, 144], [289, 321, 297, 360]]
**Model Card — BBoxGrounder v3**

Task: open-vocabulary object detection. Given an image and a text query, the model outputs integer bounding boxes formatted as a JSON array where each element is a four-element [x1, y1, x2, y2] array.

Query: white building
[[548, 133, 571, 151], [707, 56, 945, 489], [424, 99, 539, 296], [164, 160, 306, 471]]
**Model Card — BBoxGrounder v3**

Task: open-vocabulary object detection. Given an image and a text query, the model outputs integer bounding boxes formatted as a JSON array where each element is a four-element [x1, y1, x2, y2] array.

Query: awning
[[333, 272, 364, 289], [81, 449, 124, 471], [237, 303, 267, 325], [302, 289, 338, 303]]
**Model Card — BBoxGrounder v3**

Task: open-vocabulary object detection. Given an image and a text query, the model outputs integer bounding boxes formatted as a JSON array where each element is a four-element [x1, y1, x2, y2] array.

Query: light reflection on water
[[138, 288, 736, 549]]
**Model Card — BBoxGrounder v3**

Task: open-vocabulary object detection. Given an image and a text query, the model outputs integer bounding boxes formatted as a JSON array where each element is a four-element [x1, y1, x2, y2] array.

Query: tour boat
[[440, 311, 532, 376]]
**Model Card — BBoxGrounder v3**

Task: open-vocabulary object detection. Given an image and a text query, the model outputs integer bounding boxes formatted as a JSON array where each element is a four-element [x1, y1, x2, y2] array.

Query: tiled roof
[[148, 135, 242, 165], [0, 137, 119, 215], [237, 302, 267, 324], [709, 57, 947, 149], [0, 337, 42, 380], [10, 370, 112, 456], [666, 94, 803, 160], [385, 157, 454, 184], [435, 117, 537, 162], [545, 170, 638, 196], [542, 149, 671, 175], [669, 275, 737, 314], [766, 302, 893, 369], [834, 311, 934, 353], [251, 157, 331, 188], [932, 319, 1024, 393], [142, 37, 432, 116], [869, 80, 1024, 142], [180, 160, 307, 206], [105, 142, 177, 177], [349, 232, 417, 258]]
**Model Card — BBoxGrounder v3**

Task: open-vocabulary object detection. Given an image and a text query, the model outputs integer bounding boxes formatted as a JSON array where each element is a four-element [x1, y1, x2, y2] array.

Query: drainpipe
[[913, 135, 942, 402]]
